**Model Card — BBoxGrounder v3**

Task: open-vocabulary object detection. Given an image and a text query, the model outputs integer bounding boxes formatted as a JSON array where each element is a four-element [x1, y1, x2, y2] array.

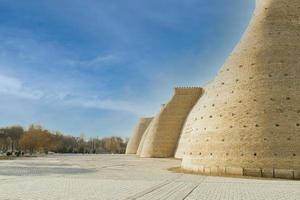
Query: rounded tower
[[180, 0, 300, 179], [139, 87, 203, 158], [126, 117, 153, 154]]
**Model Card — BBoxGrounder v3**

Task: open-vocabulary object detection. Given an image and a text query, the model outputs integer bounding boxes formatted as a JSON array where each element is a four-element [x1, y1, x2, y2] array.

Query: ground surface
[[0, 155, 299, 200]]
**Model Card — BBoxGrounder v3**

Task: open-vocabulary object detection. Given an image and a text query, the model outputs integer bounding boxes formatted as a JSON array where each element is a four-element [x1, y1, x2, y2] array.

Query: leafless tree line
[[0, 125, 128, 156]]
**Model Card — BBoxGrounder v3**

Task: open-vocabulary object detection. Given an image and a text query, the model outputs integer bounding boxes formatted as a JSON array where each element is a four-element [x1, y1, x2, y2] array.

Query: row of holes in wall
[[188, 137, 297, 143], [195, 111, 300, 119], [219, 62, 297, 73], [183, 152, 297, 157], [191, 123, 300, 131], [198, 97, 297, 110], [219, 73, 293, 86]]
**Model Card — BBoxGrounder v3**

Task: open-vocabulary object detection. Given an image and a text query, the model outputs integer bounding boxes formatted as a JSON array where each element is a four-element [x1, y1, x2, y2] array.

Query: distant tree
[[19, 125, 55, 154], [0, 126, 24, 152], [1, 124, 128, 155]]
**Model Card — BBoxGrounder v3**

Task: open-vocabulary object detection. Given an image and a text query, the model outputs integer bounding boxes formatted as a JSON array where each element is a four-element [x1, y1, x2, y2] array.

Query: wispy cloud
[[0, 0, 254, 136], [0, 73, 43, 100], [0, 73, 152, 116], [0, 73, 21, 91]]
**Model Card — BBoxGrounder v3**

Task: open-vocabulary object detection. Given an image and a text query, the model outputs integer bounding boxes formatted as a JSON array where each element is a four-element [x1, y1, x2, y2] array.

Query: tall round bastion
[[125, 117, 153, 154], [126, 0, 300, 180], [179, 0, 300, 179], [137, 87, 203, 158]]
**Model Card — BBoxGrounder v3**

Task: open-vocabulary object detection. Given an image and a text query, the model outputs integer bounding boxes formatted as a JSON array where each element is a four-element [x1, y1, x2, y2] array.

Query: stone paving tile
[[0, 155, 299, 200]]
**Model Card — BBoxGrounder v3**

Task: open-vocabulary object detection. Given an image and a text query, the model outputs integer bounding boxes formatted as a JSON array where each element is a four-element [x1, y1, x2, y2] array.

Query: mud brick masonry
[[126, 0, 300, 180]]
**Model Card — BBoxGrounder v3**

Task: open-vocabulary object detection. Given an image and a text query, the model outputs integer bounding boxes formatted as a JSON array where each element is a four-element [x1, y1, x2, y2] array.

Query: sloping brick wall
[[139, 87, 203, 158], [180, 0, 300, 179], [126, 117, 153, 154]]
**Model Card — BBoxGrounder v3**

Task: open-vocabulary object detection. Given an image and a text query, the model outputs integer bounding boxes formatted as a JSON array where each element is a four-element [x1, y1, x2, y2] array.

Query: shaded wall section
[[139, 87, 203, 158], [126, 117, 153, 154]]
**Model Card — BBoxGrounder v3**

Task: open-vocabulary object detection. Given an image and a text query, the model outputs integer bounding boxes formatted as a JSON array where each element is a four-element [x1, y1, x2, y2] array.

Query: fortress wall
[[180, 0, 300, 179], [126, 117, 153, 154], [136, 116, 156, 156], [139, 87, 203, 158]]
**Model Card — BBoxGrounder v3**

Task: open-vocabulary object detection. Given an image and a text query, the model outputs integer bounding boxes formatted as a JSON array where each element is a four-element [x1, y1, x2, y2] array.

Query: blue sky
[[0, 0, 254, 137]]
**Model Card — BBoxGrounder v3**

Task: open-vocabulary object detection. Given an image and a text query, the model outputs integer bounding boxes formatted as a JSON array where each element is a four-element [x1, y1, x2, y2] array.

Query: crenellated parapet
[[127, 0, 300, 180], [174, 87, 203, 95]]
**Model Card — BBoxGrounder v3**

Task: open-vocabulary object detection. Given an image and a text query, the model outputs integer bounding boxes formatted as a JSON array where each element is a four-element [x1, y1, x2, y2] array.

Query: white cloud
[[0, 74, 22, 91], [63, 97, 152, 116], [0, 73, 43, 100], [0, 73, 153, 116]]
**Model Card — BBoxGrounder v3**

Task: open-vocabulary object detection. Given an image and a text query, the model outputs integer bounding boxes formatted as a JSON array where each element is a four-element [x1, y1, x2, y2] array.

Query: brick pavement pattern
[[0, 155, 299, 200]]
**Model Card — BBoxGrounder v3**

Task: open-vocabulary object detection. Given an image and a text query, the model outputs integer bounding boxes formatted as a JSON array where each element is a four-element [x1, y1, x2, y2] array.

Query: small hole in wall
[[284, 73, 288, 76], [210, 153, 213, 156], [226, 153, 229, 156], [209, 115, 213, 118], [275, 124, 280, 127], [296, 123, 300, 127], [269, 74, 272, 77], [274, 153, 278, 156], [293, 154, 296, 157], [253, 99, 257, 102], [287, 138, 291, 141], [189, 152, 192, 155], [279, 109, 284, 113], [239, 65, 243, 68], [286, 97, 291, 100], [256, 124, 260, 127], [230, 125, 233, 128], [199, 152, 201, 155], [249, 77, 253, 79], [221, 82, 225, 85], [243, 125, 247, 128], [221, 139, 225, 142], [264, 138, 267, 141], [254, 153, 257, 156]]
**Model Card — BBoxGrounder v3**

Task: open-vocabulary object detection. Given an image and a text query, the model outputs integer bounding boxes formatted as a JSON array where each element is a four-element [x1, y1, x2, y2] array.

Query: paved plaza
[[0, 155, 299, 200]]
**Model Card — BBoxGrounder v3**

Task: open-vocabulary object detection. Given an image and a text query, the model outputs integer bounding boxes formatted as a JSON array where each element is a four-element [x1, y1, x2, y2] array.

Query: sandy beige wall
[[126, 117, 153, 154], [139, 87, 203, 158], [180, 0, 300, 179]]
